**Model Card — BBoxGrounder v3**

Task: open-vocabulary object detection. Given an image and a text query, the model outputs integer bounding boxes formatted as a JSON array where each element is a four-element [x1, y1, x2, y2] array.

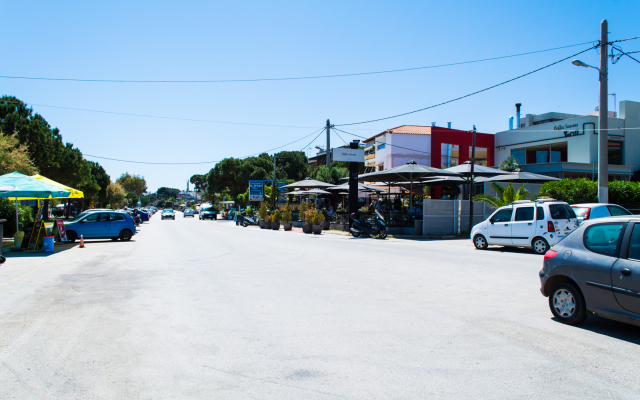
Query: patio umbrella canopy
[[441, 161, 513, 178], [281, 178, 335, 189], [474, 171, 561, 184], [0, 172, 71, 248], [327, 182, 384, 192], [356, 161, 461, 209], [32, 174, 84, 198]]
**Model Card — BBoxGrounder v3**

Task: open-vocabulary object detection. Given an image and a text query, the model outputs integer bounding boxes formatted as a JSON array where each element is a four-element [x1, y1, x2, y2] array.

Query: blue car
[[64, 211, 137, 242]]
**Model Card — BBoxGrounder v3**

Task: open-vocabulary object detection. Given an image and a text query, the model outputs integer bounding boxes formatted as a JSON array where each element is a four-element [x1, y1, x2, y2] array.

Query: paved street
[[1, 215, 640, 399]]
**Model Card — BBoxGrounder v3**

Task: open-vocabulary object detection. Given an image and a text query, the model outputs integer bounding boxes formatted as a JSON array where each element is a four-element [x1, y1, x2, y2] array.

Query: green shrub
[[313, 211, 325, 225], [272, 209, 281, 223], [0, 198, 33, 237], [538, 178, 640, 205], [282, 204, 292, 223], [258, 202, 268, 221]]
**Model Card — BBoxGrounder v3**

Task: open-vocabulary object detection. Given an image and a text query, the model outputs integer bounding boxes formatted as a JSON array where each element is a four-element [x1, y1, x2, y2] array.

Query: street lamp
[[571, 19, 609, 203]]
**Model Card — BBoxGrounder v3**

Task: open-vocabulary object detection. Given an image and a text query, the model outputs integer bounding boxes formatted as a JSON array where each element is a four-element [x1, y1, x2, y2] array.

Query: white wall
[[387, 134, 431, 168]]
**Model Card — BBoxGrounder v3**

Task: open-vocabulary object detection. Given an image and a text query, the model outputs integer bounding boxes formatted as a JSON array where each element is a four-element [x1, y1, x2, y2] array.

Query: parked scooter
[[241, 212, 258, 227], [350, 210, 388, 239]]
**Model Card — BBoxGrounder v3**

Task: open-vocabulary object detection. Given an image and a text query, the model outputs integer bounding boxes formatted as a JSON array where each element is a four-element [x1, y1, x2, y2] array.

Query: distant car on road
[[540, 216, 640, 327], [571, 203, 633, 224], [184, 209, 195, 217], [472, 199, 579, 254], [161, 209, 176, 220], [199, 203, 217, 220], [64, 211, 136, 242]]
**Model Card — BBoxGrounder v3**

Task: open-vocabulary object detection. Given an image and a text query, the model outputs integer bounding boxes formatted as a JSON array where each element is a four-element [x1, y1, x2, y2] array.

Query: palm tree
[[472, 182, 530, 208], [499, 155, 522, 172]]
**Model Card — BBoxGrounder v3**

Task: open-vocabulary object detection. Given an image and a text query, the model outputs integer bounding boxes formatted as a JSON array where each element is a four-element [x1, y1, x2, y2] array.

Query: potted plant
[[271, 209, 281, 230], [321, 208, 330, 230], [258, 202, 268, 229], [312, 210, 324, 234], [282, 204, 293, 231], [302, 208, 314, 234]]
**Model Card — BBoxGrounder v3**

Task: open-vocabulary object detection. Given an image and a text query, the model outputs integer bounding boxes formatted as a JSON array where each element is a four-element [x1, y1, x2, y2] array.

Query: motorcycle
[[241, 212, 258, 227], [350, 210, 388, 239]]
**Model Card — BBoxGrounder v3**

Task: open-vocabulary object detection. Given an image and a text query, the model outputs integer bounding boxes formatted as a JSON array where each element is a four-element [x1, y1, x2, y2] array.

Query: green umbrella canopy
[[0, 172, 71, 200]]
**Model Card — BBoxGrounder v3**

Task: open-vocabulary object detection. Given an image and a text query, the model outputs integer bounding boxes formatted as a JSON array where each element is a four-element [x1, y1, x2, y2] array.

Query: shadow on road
[[486, 246, 539, 255], [553, 315, 640, 344]]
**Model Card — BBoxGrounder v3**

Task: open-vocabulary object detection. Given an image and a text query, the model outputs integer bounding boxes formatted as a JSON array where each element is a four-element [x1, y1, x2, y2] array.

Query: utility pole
[[598, 19, 609, 203], [273, 152, 277, 209], [326, 119, 331, 168], [468, 125, 476, 232]]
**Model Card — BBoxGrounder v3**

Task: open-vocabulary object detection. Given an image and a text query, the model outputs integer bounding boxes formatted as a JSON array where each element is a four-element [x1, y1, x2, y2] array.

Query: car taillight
[[547, 221, 555, 232], [583, 208, 591, 220], [544, 250, 558, 260]]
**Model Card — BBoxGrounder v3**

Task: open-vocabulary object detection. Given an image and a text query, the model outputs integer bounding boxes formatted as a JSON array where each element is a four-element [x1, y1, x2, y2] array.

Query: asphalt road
[[1, 213, 639, 399]]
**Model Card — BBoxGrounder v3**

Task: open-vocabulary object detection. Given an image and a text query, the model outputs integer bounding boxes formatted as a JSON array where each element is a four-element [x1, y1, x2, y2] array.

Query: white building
[[494, 100, 640, 180]]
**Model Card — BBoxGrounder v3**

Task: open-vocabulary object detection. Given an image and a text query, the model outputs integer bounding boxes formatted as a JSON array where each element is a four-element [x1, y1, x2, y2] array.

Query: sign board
[[26, 219, 44, 252], [249, 180, 264, 201], [276, 181, 288, 203], [55, 219, 68, 242], [332, 148, 364, 163]]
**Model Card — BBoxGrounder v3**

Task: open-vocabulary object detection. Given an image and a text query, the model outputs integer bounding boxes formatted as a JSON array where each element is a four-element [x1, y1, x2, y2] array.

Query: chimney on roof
[[431, 122, 436, 127], [515, 103, 522, 128], [509, 116, 513, 130], [447, 122, 451, 129]]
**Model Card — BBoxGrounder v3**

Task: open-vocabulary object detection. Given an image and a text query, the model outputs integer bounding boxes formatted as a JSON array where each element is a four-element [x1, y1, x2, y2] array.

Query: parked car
[[539, 216, 640, 327], [161, 209, 176, 220], [571, 203, 633, 224], [199, 203, 217, 220], [471, 199, 579, 254], [137, 210, 150, 222], [184, 209, 195, 217], [64, 211, 136, 242]]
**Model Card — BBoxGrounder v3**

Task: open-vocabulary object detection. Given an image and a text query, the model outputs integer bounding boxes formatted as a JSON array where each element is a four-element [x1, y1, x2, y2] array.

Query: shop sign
[[248, 180, 263, 201], [554, 123, 583, 138], [332, 148, 364, 162]]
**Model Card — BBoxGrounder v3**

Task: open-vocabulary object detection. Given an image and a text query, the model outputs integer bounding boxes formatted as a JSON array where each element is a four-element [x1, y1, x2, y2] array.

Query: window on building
[[441, 144, 459, 168], [377, 143, 386, 150], [511, 149, 526, 165], [378, 163, 384, 171], [535, 151, 548, 164], [469, 147, 488, 166], [608, 141, 623, 165]]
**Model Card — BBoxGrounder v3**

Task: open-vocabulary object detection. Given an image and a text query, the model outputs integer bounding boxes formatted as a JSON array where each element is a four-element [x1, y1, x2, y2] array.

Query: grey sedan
[[539, 216, 640, 326], [184, 209, 195, 217]]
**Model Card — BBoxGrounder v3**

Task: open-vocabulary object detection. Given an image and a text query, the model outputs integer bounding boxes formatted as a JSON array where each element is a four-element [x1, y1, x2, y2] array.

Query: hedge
[[0, 198, 33, 237], [537, 178, 640, 205]]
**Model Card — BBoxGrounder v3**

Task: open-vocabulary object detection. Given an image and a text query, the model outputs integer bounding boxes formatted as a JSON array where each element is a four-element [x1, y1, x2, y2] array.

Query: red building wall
[[429, 127, 495, 199]]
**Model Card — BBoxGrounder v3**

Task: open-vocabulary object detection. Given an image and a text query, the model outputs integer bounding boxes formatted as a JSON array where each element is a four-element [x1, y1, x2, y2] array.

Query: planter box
[[312, 225, 323, 234], [271, 222, 280, 230], [322, 221, 330, 230], [302, 224, 312, 234], [259, 221, 267, 229], [283, 222, 292, 231]]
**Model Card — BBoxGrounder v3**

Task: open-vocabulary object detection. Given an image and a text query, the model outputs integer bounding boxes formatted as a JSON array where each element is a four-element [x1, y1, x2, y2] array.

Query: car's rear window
[[583, 223, 626, 257], [572, 207, 589, 218], [549, 204, 577, 220]]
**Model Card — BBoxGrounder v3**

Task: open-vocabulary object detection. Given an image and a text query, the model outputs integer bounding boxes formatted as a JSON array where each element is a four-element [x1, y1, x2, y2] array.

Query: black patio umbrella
[[441, 161, 513, 229], [327, 182, 384, 193], [474, 171, 560, 184], [355, 161, 461, 210], [281, 178, 335, 189]]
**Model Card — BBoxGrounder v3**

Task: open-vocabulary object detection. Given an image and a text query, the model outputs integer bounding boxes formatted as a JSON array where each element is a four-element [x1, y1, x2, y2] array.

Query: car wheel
[[67, 231, 77, 243], [473, 234, 488, 250], [119, 230, 133, 241], [242, 220, 248, 227], [378, 229, 388, 239], [532, 237, 549, 255], [549, 282, 587, 325]]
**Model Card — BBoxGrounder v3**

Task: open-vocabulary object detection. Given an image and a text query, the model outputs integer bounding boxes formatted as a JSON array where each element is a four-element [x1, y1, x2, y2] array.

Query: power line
[[0, 41, 596, 83], [29, 127, 325, 165], [332, 126, 349, 146], [336, 45, 598, 126], [333, 127, 432, 155], [612, 45, 640, 64], [300, 128, 326, 152]]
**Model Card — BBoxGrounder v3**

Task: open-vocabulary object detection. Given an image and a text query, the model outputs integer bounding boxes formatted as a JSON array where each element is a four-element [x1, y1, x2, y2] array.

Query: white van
[[470, 199, 579, 254]]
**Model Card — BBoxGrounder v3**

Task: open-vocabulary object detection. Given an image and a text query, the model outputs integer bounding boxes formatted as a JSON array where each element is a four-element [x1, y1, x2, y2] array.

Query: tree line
[[0, 96, 147, 210]]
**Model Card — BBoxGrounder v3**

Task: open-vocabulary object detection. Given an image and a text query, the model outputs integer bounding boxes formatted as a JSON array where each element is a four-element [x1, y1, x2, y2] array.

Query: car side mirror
[[489, 218, 494, 224], [79, 220, 86, 223]]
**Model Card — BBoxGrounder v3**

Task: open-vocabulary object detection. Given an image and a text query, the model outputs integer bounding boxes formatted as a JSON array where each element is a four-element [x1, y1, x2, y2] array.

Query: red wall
[[429, 127, 495, 199]]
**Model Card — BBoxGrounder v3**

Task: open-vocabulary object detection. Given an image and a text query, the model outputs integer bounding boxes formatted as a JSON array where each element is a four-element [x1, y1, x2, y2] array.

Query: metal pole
[[273, 153, 277, 209], [468, 125, 477, 231], [326, 119, 331, 169], [15, 199, 19, 247], [598, 19, 609, 203]]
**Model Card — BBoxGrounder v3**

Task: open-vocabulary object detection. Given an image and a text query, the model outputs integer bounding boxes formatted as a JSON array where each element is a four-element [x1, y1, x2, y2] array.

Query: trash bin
[[43, 236, 55, 253]]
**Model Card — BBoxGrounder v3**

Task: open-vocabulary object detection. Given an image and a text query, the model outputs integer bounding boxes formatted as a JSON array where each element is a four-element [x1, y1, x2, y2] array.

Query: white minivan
[[471, 199, 579, 254]]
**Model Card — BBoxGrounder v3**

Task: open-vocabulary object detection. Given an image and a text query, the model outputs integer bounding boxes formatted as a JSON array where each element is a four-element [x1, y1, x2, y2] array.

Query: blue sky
[[3, 0, 639, 192]]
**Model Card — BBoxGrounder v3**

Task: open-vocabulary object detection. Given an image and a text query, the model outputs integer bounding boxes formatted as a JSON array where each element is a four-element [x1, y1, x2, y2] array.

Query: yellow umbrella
[[31, 174, 84, 199]]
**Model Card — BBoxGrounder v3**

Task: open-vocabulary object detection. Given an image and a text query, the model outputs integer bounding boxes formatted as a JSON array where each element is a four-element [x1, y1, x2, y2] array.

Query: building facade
[[363, 125, 495, 172], [494, 100, 640, 180]]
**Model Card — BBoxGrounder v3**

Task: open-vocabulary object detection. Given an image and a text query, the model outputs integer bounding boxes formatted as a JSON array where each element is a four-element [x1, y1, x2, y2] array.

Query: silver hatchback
[[539, 216, 640, 326]]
